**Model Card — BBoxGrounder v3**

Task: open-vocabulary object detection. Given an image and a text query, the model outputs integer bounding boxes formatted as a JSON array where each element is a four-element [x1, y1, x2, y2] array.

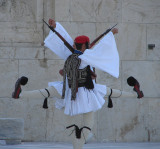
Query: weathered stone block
[[147, 24, 160, 60], [14, 47, 44, 60], [122, 0, 160, 23], [148, 98, 160, 142], [0, 118, 24, 140], [97, 98, 149, 142], [43, 0, 55, 37], [116, 23, 146, 61], [0, 47, 44, 59], [114, 98, 149, 142], [97, 102, 117, 142], [22, 98, 47, 141], [0, 98, 47, 142], [0, 0, 43, 22], [0, 99, 25, 142], [0, 22, 43, 43], [93, 0, 121, 23], [5, 140, 21, 145], [70, 0, 96, 22], [0, 98, 25, 118], [0, 59, 18, 97], [55, 0, 121, 23], [0, 47, 15, 59], [55, 0, 70, 21]]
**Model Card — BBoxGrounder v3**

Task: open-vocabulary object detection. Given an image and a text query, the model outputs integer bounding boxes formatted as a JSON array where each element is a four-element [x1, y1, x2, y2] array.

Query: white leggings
[[19, 86, 137, 100]]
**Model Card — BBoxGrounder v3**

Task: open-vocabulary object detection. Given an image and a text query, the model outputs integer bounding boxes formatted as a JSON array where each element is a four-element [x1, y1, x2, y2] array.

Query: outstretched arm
[[44, 19, 73, 60], [111, 28, 118, 35], [79, 31, 119, 78]]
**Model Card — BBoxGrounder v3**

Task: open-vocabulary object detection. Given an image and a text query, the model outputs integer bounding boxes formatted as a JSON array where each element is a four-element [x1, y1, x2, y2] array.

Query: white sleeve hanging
[[44, 22, 73, 60], [79, 32, 119, 78]]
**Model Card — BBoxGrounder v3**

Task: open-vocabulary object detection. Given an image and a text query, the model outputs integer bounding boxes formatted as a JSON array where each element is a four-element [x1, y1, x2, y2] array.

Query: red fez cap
[[74, 35, 90, 44]]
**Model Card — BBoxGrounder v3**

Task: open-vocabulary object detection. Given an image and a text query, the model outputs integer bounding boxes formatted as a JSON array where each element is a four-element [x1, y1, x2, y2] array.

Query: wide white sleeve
[[79, 32, 119, 78], [44, 22, 73, 60]]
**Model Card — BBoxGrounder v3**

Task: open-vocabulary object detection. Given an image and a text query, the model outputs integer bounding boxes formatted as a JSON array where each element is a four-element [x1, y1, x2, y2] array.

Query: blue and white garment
[[44, 22, 119, 116]]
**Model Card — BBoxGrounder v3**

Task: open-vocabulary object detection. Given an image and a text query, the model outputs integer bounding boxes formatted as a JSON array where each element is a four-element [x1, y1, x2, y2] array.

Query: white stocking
[[19, 86, 61, 99], [72, 112, 94, 149], [105, 87, 137, 98]]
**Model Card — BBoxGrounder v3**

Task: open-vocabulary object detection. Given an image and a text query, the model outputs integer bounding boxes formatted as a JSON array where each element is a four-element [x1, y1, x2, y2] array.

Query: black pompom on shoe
[[127, 76, 144, 98], [20, 76, 28, 85], [12, 76, 28, 99]]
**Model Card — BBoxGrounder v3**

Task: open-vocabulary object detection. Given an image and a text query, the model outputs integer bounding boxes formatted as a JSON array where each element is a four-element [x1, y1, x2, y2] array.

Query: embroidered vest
[[62, 54, 94, 100]]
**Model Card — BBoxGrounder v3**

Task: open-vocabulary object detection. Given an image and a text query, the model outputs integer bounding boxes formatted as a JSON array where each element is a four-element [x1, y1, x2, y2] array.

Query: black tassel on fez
[[43, 88, 50, 109], [108, 89, 113, 108]]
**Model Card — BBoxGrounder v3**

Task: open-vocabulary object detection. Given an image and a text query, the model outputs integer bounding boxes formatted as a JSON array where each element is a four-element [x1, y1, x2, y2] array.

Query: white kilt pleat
[[48, 81, 107, 116]]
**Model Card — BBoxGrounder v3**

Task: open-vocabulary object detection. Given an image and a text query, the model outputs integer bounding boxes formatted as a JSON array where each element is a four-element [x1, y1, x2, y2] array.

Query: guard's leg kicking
[[105, 76, 144, 99], [19, 86, 60, 99], [12, 76, 28, 99], [127, 76, 144, 98], [105, 87, 137, 98], [12, 76, 61, 100]]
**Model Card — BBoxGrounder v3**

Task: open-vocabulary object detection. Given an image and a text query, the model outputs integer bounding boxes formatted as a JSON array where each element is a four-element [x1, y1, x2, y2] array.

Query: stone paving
[[0, 142, 160, 149]]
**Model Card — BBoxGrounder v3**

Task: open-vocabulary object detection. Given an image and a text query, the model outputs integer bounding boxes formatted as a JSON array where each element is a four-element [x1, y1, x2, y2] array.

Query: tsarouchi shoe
[[127, 76, 144, 98], [12, 76, 28, 99]]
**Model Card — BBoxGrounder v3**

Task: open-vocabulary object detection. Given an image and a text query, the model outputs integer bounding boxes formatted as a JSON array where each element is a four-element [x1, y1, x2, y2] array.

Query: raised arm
[[44, 19, 73, 60], [79, 31, 119, 78]]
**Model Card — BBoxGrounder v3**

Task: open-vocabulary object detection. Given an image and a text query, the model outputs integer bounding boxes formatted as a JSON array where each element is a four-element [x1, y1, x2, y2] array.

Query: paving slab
[[0, 142, 160, 149]]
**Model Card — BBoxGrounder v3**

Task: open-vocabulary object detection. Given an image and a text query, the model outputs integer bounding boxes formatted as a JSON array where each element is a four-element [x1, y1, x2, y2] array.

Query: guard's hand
[[111, 28, 118, 34], [48, 19, 56, 28], [59, 69, 63, 76], [91, 74, 97, 80]]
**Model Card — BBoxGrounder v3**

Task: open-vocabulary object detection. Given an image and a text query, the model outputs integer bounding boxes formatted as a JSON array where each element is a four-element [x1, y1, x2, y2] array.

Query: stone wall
[[0, 0, 160, 142]]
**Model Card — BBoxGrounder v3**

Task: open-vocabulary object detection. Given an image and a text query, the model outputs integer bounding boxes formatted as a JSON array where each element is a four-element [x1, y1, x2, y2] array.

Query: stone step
[[0, 118, 24, 145]]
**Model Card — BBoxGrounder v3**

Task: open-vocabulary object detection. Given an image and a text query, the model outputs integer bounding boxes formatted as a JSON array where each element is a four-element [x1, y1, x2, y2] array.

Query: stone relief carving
[[0, 0, 35, 21]]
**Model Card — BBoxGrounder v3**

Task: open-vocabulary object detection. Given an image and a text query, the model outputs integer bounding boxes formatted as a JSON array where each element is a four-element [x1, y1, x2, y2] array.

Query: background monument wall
[[0, 0, 160, 142]]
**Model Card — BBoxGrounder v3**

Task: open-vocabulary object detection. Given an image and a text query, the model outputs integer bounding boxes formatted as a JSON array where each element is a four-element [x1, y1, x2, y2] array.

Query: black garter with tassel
[[108, 89, 113, 108], [43, 88, 50, 109]]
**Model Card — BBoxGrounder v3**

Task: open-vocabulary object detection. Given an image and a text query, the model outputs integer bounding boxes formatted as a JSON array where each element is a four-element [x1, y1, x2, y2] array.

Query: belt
[[69, 82, 86, 88]]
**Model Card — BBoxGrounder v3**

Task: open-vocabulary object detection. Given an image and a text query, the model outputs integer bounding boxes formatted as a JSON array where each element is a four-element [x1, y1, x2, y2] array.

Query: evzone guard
[[12, 19, 144, 149]]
